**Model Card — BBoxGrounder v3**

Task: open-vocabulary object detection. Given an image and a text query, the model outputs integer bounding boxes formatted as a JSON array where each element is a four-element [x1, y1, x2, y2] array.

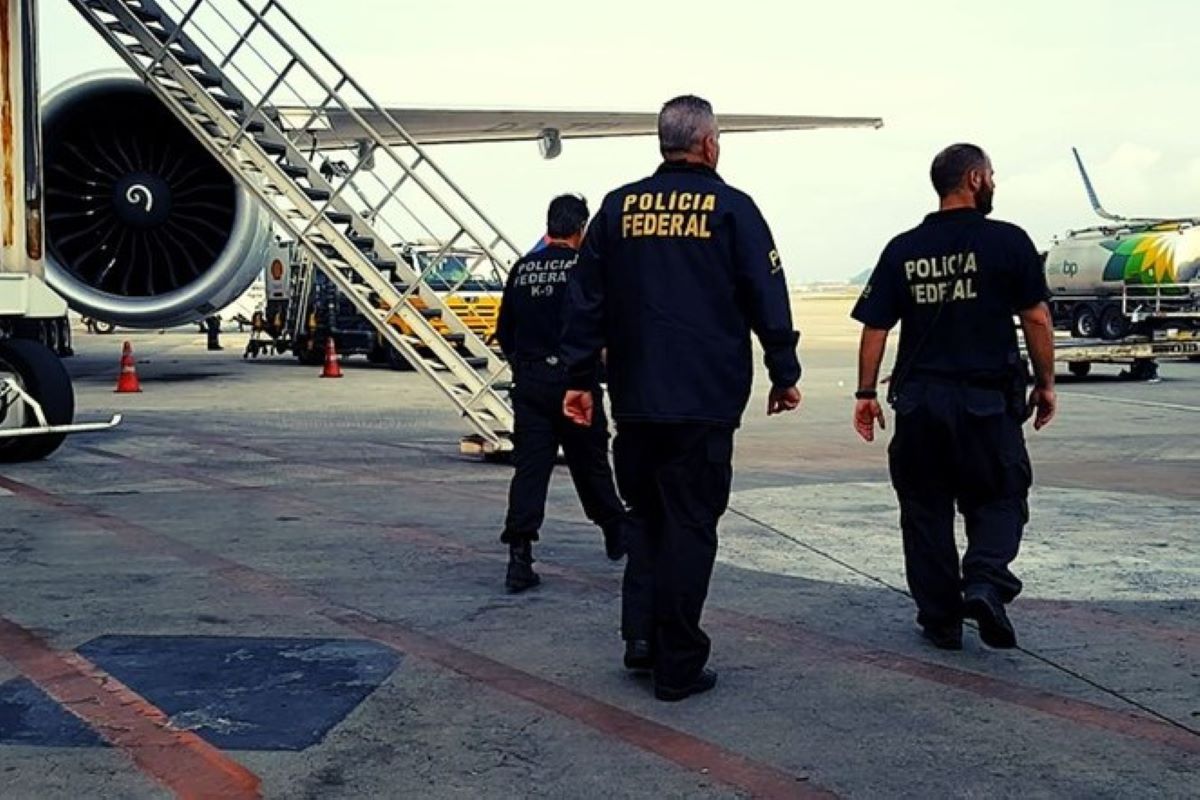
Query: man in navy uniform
[[496, 194, 629, 593], [851, 143, 1057, 651], [561, 96, 802, 701]]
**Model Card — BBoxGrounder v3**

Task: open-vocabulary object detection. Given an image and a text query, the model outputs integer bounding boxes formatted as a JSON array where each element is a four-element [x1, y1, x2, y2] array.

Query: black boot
[[964, 585, 1017, 649], [601, 518, 628, 561], [505, 540, 541, 593]]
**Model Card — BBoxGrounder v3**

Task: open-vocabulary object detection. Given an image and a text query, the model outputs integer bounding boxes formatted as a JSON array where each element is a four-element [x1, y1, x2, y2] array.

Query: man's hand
[[854, 398, 886, 442], [768, 385, 802, 415], [1028, 387, 1057, 430], [563, 389, 594, 427]]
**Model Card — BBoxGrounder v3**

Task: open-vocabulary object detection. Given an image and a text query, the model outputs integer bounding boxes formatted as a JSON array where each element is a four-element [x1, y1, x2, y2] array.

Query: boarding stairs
[[68, 0, 522, 454]]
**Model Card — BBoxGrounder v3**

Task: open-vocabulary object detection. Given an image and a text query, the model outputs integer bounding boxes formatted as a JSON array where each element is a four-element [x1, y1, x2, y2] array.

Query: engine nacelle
[[42, 74, 271, 328]]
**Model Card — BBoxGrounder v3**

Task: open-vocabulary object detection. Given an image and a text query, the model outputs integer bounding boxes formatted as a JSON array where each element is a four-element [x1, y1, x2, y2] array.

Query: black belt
[[908, 370, 1006, 391], [513, 355, 562, 368]]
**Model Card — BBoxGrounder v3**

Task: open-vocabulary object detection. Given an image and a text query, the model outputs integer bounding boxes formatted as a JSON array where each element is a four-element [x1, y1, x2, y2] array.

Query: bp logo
[[1102, 234, 1178, 284]]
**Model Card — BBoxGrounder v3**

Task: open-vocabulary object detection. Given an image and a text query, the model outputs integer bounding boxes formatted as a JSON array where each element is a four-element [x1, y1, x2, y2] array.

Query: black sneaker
[[623, 639, 653, 672], [654, 668, 718, 702], [964, 587, 1017, 649], [505, 541, 540, 593], [921, 623, 964, 651]]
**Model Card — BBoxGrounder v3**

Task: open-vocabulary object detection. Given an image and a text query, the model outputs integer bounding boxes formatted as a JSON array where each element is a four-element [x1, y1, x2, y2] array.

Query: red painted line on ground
[[200, 430, 1200, 650], [707, 610, 1200, 757], [58, 446, 1200, 755], [0, 473, 834, 800], [377, 525, 1200, 755], [0, 616, 261, 800], [329, 608, 832, 800], [1022, 599, 1200, 649]]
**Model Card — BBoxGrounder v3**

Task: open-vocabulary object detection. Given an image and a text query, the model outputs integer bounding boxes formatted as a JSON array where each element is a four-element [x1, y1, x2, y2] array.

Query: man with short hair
[[496, 194, 629, 593], [852, 143, 1057, 651], [562, 95, 802, 701]]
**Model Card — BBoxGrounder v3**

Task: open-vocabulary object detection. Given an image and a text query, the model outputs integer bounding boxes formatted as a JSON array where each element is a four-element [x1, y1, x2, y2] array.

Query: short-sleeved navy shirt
[[851, 208, 1050, 381]]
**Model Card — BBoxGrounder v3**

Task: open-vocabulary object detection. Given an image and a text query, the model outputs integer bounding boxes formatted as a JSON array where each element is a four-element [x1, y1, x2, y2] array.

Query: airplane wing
[[274, 108, 884, 157]]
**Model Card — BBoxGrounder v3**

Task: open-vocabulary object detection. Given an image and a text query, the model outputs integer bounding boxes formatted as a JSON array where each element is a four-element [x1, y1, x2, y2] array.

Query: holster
[[1005, 354, 1034, 422]]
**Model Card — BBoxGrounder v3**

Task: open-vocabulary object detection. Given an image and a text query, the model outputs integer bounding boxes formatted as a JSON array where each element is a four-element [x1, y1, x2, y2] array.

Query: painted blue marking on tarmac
[[77, 636, 401, 751], [0, 636, 400, 751], [0, 678, 107, 747]]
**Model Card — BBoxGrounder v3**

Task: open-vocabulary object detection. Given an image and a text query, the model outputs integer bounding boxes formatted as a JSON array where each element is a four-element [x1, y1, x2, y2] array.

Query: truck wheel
[[1071, 304, 1100, 339], [366, 345, 388, 365], [93, 320, 116, 335], [1126, 359, 1159, 382], [0, 339, 75, 462], [386, 346, 414, 372], [1067, 362, 1092, 378], [1099, 304, 1130, 340], [294, 343, 325, 366]]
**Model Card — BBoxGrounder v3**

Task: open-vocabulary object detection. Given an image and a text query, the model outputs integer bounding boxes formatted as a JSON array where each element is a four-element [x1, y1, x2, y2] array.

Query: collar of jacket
[[923, 207, 984, 225], [655, 160, 725, 182]]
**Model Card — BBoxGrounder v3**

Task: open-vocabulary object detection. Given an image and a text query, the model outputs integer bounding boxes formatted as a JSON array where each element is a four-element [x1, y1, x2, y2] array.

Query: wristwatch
[[854, 389, 878, 400]]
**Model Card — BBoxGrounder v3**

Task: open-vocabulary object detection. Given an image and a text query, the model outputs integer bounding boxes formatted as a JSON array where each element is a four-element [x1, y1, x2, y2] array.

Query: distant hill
[[849, 268, 871, 286]]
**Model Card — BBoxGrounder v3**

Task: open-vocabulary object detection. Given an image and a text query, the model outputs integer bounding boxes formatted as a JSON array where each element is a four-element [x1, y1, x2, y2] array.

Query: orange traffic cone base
[[114, 341, 142, 393], [321, 337, 343, 379]]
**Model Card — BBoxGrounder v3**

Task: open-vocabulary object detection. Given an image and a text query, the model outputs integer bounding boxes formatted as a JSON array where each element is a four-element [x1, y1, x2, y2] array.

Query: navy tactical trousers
[[501, 361, 625, 543], [614, 422, 734, 690], [888, 378, 1032, 629]]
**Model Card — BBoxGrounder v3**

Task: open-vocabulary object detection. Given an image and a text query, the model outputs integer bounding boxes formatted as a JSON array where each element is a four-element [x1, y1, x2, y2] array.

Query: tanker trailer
[[1043, 222, 1200, 340]]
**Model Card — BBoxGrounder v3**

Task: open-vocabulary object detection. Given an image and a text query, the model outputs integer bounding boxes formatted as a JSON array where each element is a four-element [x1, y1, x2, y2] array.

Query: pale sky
[[40, 0, 1200, 283]]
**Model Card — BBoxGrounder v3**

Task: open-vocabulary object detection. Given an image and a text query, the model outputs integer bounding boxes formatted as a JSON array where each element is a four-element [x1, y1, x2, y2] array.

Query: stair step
[[324, 210, 352, 224], [128, 43, 202, 66], [303, 186, 331, 201], [188, 70, 223, 89], [257, 139, 286, 156], [94, 1, 163, 24], [348, 235, 375, 251], [128, 5, 164, 23], [462, 356, 489, 369], [209, 92, 244, 112], [419, 308, 442, 319], [277, 162, 309, 179], [442, 333, 466, 345]]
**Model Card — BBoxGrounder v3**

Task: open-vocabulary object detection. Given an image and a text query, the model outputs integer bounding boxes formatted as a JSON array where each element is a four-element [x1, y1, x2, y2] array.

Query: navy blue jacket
[[561, 161, 801, 426]]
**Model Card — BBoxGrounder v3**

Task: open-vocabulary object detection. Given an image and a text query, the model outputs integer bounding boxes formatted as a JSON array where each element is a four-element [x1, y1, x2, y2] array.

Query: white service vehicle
[[0, 0, 119, 461]]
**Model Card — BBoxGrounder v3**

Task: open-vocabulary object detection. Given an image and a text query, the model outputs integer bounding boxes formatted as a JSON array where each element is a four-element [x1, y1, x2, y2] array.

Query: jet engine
[[42, 74, 271, 328]]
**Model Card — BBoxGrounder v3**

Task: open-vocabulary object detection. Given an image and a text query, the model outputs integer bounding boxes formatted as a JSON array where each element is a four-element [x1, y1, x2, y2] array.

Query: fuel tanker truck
[[1043, 149, 1200, 340]]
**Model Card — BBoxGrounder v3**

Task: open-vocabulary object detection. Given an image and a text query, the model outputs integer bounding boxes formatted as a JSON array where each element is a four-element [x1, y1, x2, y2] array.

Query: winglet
[[1072, 147, 1124, 222]]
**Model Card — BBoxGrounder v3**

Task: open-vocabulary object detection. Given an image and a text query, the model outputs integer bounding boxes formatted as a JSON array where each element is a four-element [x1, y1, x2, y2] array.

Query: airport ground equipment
[[1044, 149, 1200, 341], [68, 0, 521, 455], [247, 241, 504, 373], [1053, 327, 1200, 380], [0, 0, 120, 461]]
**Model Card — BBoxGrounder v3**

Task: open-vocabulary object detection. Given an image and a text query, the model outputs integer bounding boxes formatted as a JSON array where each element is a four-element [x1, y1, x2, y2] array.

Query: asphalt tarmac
[[0, 297, 1195, 798]]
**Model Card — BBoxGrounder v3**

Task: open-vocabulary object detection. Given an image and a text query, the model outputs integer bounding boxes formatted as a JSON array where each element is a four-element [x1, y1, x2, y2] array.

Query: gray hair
[[658, 95, 717, 155]]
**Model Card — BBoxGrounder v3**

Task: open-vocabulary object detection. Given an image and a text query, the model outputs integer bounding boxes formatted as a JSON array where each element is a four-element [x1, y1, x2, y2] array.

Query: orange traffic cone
[[320, 336, 343, 378], [114, 341, 142, 393]]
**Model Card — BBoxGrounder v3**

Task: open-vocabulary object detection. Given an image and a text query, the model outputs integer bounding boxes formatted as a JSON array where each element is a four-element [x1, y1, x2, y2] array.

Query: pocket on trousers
[[703, 429, 734, 519], [890, 382, 925, 417], [963, 387, 1006, 417]]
